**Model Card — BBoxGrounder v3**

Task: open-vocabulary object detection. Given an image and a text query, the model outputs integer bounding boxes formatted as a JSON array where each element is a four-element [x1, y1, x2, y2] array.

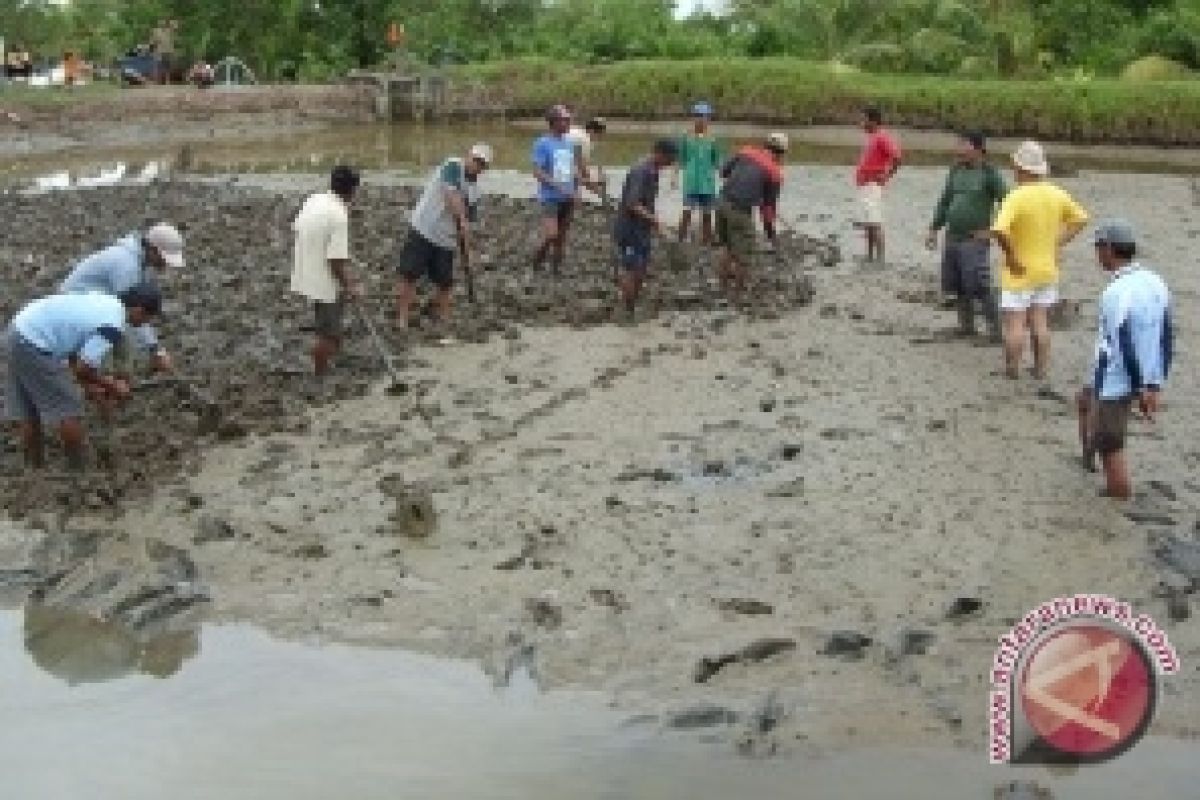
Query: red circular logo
[[1019, 622, 1155, 759]]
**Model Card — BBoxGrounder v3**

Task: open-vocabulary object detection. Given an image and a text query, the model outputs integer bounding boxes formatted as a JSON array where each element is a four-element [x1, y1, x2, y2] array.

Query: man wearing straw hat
[[981, 140, 1088, 381]]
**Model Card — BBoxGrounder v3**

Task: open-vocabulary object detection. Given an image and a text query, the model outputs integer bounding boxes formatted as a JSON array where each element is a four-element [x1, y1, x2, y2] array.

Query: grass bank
[[457, 58, 1200, 146]]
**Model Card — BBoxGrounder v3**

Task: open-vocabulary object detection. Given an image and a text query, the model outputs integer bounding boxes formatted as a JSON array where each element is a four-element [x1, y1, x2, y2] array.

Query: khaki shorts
[[716, 200, 755, 262], [1093, 396, 1132, 455], [858, 182, 884, 226]]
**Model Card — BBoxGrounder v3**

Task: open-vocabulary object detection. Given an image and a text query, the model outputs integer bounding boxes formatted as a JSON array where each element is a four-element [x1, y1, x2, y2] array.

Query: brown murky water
[[1, 610, 1196, 799], [1, 121, 1198, 189]]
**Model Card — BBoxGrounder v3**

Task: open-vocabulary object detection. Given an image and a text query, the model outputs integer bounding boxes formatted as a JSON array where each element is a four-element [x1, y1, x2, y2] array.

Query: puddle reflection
[[0, 610, 1196, 799], [23, 603, 199, 685]]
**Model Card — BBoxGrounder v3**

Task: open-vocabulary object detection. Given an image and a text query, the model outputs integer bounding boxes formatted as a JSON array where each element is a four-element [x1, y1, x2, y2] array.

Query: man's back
[[12, 294, 125, 360], [1096, 266, 1172, 397], [60, 235, 142, 295], [993, 181, 1087, 289], [291, 192, 348, 302]]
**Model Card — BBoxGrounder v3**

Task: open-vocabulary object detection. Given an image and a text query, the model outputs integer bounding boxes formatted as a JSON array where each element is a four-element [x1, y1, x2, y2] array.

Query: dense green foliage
[[2, 0, 1199, 80], [460, 57, 1200, 142]]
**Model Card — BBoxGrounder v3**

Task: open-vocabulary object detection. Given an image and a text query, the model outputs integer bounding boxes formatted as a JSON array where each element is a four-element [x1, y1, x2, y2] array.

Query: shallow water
[[1, 609, 1197, 799], [1, 120, 1197, 190]]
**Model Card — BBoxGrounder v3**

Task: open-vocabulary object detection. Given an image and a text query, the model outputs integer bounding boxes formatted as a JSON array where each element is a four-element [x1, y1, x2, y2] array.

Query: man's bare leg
[[1002, 309, 1027, 379], [717, 248, 734, 292], [19, 420, 45, 469], [617, 271, 641, 317], [533, 216, 558, 270], [395, 278, 418, 330], [1101, 449, 1132, 500], [700, 211, 714, 246], [875, 225, 886, 264], [312, 335, 339, 377], [678, 209, 693, 242], [58, 417, 86, 471], [1076, 388, 1097, 471], [432, 286, 453, 325], [552, 211, 572, 276], [1029, 304, 1052, 381]]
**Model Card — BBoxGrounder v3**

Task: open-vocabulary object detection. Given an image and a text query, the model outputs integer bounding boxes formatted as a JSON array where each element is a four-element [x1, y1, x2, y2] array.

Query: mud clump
[[0, 183, 828, 516], [378, 474, 437, 539]]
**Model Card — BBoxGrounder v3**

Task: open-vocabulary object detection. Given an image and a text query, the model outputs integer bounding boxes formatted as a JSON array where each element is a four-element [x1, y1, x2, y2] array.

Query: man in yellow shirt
[[983, 140, 1088, 380]]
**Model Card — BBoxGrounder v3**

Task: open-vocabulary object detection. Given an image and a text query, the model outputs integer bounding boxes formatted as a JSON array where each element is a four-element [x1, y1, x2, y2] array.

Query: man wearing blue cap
[[1076, 219, 1173, 499], [675, 102, 723, 245], [4, 285, 162, 471]]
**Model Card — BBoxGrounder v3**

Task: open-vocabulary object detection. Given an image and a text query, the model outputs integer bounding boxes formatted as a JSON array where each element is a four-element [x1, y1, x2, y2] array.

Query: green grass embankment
[[457, 58, 1200, 146]]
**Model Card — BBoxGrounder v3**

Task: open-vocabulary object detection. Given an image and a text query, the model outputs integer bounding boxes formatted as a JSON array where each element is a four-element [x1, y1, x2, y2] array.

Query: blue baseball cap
[[691, 102, 714, 118]]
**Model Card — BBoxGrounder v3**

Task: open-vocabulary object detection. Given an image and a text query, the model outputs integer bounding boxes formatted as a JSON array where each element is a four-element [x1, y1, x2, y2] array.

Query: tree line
[[3, 0, 1198, 81]]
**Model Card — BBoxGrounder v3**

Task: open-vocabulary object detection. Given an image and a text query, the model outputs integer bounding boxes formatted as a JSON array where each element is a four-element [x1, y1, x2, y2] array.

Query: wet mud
[[2, 164, 1199, 764]]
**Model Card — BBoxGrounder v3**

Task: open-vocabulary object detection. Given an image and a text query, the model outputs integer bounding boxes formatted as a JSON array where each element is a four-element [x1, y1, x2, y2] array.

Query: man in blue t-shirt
[[4, 285, 162, 471], [531, 104, 600, 275]]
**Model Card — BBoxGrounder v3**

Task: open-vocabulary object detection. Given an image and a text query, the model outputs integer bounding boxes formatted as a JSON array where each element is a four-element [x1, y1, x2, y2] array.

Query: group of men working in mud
[[2, 102, 1174, 501]]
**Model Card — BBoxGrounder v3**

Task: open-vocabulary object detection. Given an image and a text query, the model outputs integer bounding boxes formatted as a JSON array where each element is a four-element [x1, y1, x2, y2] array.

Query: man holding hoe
[[396, 143, 493, 330]]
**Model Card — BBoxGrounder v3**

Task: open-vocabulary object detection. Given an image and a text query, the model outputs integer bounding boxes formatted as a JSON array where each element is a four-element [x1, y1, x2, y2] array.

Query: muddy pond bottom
[[0, 610, 1195, 799]]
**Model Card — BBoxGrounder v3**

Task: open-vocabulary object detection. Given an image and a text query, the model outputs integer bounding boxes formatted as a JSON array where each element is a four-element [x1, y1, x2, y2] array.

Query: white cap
[[469, 143, 493, 166], [145, 223, 185, 268], [766, 132, 790, 153], [1012, 140, 1049, 177]]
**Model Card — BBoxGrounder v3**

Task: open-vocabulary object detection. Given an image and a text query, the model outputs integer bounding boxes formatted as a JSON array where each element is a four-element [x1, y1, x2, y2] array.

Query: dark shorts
[[683, 193, 717, 211], [399, 229, 455, 290], [540, 198, 575, 227], [313, 300, 344, 339], [1093, 396, 1132, 455], [715, 200, 755, 261], [4, 329, 83, 424], [941, 238, 992, 298], [616, 237, 652, 272]]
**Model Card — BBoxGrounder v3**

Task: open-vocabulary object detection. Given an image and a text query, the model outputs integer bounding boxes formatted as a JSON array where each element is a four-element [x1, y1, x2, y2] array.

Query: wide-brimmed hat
[[1012, 140, 1049, 176]]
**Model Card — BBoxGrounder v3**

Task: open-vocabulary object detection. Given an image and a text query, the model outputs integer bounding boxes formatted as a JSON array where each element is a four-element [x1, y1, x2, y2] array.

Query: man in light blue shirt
[[1076, 220, 1173, 499], [531, 104, 601, 275], [60, 223, 185, 372], [4, 285, 162, 471]]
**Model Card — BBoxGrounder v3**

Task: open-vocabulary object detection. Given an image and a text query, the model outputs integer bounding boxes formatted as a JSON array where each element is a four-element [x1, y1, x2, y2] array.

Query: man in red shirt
[[854, 106, 902, 265]]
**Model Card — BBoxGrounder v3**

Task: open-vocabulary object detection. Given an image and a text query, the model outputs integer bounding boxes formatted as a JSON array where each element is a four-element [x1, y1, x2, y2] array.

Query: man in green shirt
[[926, 131, 1008, 340], [674, 102, 723, 245]]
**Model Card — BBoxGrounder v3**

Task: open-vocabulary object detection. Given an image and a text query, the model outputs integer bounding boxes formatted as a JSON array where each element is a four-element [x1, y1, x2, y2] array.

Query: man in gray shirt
[[60, 223, 185, 373], [395, 143, 492, 330]]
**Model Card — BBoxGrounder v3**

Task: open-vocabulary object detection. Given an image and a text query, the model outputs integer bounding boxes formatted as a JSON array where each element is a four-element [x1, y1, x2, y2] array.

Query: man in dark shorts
[[614, 139, 678, 318], [396, 143, 492, 330], [715, 132, 787, 298], [290, 166, 362, 376], [532, 104, 592, 275], [1076, 220, 1172, 500], [5, 285, 161, 471], [926, 131, 1008, 340]]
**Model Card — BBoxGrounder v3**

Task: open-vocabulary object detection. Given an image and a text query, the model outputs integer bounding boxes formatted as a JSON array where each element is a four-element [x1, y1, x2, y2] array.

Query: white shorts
[[1000, 285, 1059, 311], [858, 183, 884, 226]]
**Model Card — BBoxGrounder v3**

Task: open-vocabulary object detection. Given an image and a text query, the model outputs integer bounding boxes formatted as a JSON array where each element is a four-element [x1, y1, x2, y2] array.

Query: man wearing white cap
[[982, 140, 1088, 380], [396, 143, 492, 329], [59, 223, 185, 374]]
